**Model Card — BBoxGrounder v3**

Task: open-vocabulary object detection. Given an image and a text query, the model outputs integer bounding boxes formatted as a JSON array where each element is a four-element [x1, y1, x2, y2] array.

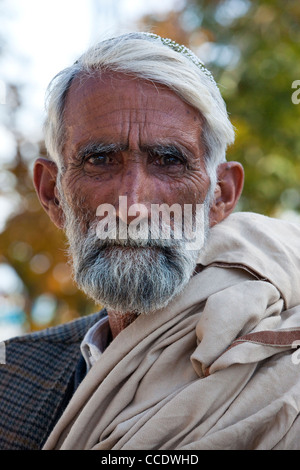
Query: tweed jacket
[[0, 309, 106, 450]]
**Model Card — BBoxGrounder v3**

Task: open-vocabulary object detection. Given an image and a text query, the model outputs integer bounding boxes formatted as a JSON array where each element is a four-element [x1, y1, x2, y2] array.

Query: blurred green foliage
[[196, 0, 300, 215], [141, 0, 300, 215]]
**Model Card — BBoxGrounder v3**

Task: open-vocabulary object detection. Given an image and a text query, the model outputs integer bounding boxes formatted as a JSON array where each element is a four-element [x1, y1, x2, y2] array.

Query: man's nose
[[116, 164, 152, 225]]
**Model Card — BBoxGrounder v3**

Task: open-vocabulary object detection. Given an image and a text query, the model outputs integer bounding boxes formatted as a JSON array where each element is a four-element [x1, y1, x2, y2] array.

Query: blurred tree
[[0, 2, 97, 334], [140, 0, 300, 216], [0, 138, 96, 331], [0, 79, 95, 333]]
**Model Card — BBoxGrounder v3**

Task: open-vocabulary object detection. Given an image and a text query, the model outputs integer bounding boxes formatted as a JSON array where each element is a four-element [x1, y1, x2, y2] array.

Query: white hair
[[43, 32, 235, 191]]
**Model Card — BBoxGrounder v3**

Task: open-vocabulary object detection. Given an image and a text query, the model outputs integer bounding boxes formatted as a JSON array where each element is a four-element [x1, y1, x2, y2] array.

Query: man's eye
[[86, 154, 113, 165], [158, 155, 184, 166]]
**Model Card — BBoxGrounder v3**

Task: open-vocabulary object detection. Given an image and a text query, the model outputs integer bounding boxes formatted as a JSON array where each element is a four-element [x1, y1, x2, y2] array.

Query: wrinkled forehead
[[63, 71, 201, 120], [61, 71, 205, 158]]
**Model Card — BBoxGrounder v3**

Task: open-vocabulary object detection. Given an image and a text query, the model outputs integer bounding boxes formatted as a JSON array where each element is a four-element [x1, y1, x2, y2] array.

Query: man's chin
[[70, 232, 201, 316], [74, 258, 192, 316], [101, 243, 167, 260], [87, 289, 180, 316]]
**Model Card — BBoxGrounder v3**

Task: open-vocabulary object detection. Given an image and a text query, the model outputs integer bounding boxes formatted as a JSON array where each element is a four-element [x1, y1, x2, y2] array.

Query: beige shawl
[[44, 212, 300, 450]]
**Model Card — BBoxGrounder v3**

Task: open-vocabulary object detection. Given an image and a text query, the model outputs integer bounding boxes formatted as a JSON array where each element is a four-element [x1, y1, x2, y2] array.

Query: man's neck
[[107, 310, 139, 338]]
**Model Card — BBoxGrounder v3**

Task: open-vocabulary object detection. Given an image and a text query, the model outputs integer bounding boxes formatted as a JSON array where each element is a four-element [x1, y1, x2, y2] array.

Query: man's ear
[[33, 157, 65, 229], [209, 161, 244, 227]]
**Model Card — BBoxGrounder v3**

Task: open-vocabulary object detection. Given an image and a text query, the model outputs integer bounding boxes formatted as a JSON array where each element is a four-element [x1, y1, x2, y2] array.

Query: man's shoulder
[[0, 309, 106, 450], [228, 210, 300, 230], [5, 308, 107, 347], [1, 308, 107, 379], [199, 211, 300, 309], [0, 308, 107, 390]]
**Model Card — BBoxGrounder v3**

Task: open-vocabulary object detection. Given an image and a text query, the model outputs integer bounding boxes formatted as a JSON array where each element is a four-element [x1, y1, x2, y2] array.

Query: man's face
[[61, 72, 211, 224], [56, 72, 213, 314]]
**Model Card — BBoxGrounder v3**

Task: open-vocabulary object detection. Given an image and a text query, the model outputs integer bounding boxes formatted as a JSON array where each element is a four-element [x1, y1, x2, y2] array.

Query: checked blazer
[[0, 309, 106, 450]]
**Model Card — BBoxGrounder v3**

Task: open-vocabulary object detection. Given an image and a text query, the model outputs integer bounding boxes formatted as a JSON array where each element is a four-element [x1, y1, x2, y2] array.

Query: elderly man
[[1, 32, 300, 450]]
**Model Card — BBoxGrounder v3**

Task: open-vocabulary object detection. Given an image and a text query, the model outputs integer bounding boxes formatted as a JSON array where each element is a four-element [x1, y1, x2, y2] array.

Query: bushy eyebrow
[[76, 142, 127, 162], [142, 144, 189, 162], [74, 141, 195, 169]]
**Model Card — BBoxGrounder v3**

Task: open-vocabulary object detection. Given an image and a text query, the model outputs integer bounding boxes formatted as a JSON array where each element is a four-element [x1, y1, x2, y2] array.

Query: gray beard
[[60, 198, 210, 315]]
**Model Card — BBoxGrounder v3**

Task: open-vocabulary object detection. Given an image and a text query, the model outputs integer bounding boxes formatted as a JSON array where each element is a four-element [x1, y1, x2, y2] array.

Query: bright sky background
[[1, 0, 182, 139]]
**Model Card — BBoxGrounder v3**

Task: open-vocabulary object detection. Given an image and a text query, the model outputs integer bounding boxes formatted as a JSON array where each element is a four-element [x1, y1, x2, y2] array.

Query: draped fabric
[[43, 212, 300, 450]]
